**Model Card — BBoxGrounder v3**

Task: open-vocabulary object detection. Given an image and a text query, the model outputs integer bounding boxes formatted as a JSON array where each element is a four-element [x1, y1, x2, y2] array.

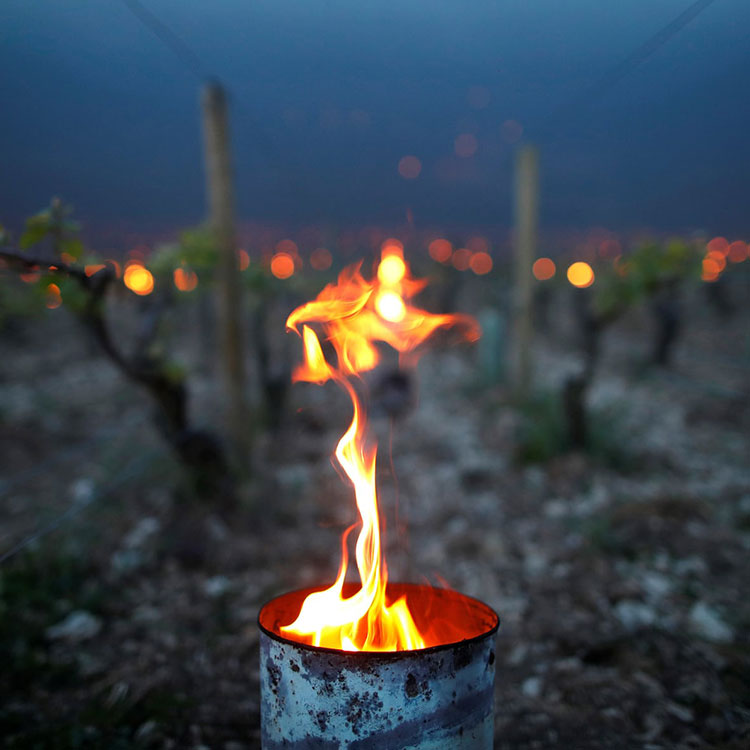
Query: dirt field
[[1, 279, 749, 749]]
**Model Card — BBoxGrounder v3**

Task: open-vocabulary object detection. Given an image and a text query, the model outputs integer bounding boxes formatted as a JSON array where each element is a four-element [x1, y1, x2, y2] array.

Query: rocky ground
[[1, 285, 749, 749]]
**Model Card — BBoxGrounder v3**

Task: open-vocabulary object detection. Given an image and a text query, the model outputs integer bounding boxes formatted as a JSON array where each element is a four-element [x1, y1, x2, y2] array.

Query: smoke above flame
[[280, 245, 479, 651]]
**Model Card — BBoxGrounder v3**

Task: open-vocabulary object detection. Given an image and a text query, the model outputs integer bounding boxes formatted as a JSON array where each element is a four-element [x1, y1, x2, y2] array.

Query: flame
[[281, 250, 478, 652]]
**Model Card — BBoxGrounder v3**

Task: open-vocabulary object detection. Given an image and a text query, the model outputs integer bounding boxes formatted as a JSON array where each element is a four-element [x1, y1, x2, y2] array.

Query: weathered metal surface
[[259, 586, 499, 749]]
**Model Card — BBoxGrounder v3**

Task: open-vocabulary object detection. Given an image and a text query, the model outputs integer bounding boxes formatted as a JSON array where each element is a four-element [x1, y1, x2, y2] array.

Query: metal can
[[259, 583, 499, 749]]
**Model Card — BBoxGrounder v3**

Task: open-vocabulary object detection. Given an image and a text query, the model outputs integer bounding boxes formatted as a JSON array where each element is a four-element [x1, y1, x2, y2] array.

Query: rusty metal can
[[258, 583, 499, 749]]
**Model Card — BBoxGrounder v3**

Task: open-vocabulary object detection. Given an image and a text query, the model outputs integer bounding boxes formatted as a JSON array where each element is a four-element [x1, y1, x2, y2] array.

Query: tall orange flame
[[281, 248, 479, 651]]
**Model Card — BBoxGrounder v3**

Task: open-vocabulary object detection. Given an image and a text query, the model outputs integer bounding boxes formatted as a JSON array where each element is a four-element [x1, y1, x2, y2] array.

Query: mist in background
[[2, 0, 749, 243]]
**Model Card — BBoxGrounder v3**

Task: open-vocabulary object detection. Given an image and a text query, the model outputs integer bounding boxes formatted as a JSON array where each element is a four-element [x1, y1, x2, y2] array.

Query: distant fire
[[280, 244, 479, 652]]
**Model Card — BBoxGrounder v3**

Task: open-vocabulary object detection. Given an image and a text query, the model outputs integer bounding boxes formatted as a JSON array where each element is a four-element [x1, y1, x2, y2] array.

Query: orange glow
[[237, 249, 250, 271], [398, 155, 422, 180], [45, 283, 62, 309], [452, 248, 472, 271], [310, 247, 333, 271], [567, 261, 594, 288], [702, 257, 722, 282], [727, 241, 747, 263], [105, 260, 122, 278], [707, 237, 729, 257], [277, 238, 298, 256], [20, 271, 41, 283], [123, 264, 154, 296], [428, 238, 452, 263], [85, 264, 106, 277], [454, 133, 478, 158], [381, 238, 403, 254], [271, 252, 295, 280], [532, 257, 556, 281], [282, 256, 479, 651], [469, 251, 493, 275], [60, 252, 76, 265], [706, 250, 726, 273], [173, 266, 198, 292], [467, 236, 488, 254], [375, 291, 407, 322], [377, 254, 406, 285]]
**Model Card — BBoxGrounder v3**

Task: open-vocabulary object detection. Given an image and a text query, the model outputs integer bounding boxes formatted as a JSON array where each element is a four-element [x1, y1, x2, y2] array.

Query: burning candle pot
[[259, 245, 499, 748]]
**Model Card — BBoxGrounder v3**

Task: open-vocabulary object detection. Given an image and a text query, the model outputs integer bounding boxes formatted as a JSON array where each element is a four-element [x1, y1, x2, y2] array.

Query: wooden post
[[509, 144, 539, 396], [201, 82, 249, 467]]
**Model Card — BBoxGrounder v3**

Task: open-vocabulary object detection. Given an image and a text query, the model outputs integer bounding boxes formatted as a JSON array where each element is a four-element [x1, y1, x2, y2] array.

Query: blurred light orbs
[[123, 264, 154, 295], [378, 254, 406, 285], [381, 238, 403, 254], [85, 263, 106, 277], [46, 282, 62, 309], [428, 238, 452, 263], [271, 252, 295, 279], [105, 259, 122, 278], [452, 248, 472, 271], [706, 250, 726, 272], [454, 133, 478, 158], [469, 251, 493, 275], [237, 248, 250, 271], [567, 261, 594, 288], [467, 236, 488, 253], [173, 266, 198, 292], [702, 257, 721, 282], [727, 241, 747, 263], [707, 237, 729, 256], [375, 291, 406, 322], [398, 155, 422, 179], [276, 238, 298, 255], [532, 257, 556, 281], [310, 247, 333, 270]]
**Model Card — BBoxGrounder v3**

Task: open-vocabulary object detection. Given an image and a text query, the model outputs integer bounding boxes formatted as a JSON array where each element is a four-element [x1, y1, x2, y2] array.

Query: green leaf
[[20, 212, 52, 249], [60, 237, 84, 260]]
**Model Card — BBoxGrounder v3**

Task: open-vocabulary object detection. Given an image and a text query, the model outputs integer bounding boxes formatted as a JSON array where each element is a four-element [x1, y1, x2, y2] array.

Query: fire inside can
[[259, 583, 499, 749]]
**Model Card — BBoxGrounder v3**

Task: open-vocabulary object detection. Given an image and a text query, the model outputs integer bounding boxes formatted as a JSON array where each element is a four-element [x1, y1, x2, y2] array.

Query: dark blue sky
[[1, 0, 748, 241]]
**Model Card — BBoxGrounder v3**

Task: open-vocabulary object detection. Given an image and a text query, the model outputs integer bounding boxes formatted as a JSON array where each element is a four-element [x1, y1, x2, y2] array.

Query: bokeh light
[[532, 257, 556, 281], [84, 263, 106, 277], [707, 237, 729, 256], [381, 238, 403, 254], [452, 248, 472, 271], [398, 155, 422, 179], [705, 250, 726, 273], [454, 133, 478, 158], [378, 254, 406, 285], [173, 266, 198, 292], [237, 248, 250, 271], [375, 291, 406, 322], [428, 238, 452, 263], [105, 259, 122, 278], [469, 251, 493, 275], [727, 241, 747, 263], [701, 257, 721, 282], [45, 282, 62, 309], [310, 247, 333, 270], [271, 252, 295, 279], [276, 239, 298, 255], [567, 261, 594, 288], [123, 264, 154, 295]]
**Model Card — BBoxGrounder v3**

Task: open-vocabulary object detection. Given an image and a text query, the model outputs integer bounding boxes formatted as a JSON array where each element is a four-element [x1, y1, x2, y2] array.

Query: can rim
[[257, 582, 500, 658]]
